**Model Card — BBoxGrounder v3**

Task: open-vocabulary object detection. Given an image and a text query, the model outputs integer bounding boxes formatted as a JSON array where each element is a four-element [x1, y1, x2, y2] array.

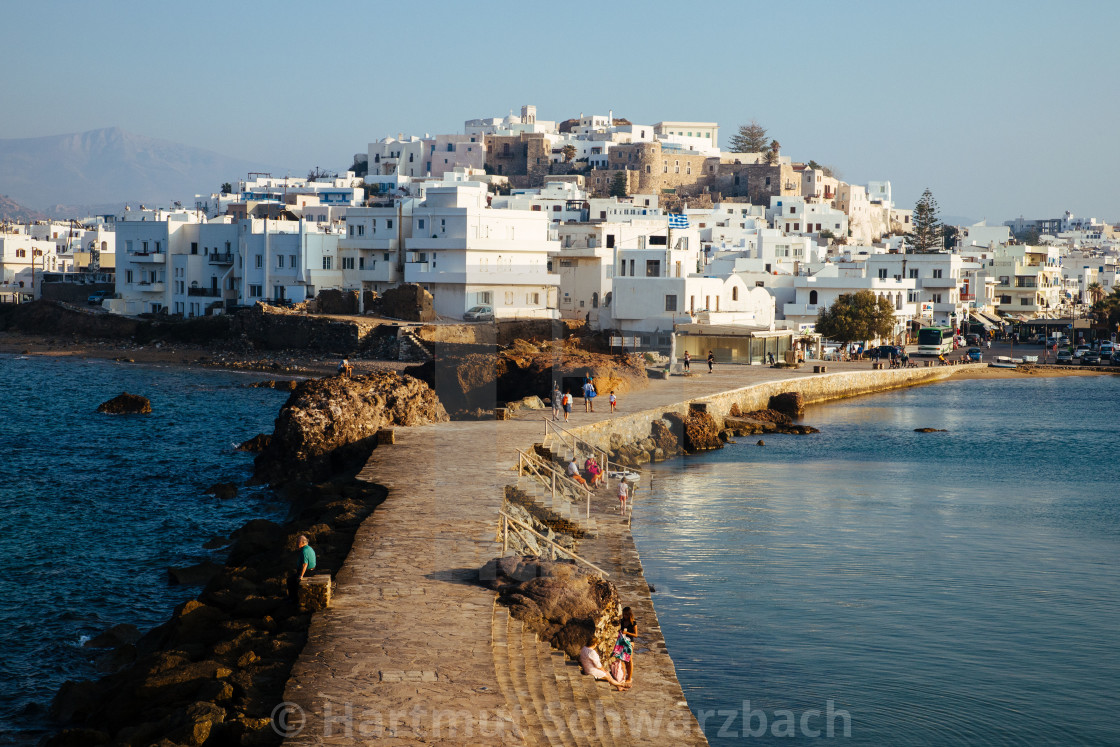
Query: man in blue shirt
[[288, 534, 317, 604]]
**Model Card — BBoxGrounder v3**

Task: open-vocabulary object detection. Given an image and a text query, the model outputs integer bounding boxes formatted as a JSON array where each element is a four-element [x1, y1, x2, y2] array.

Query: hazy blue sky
[[2, 0, 1117, 222]]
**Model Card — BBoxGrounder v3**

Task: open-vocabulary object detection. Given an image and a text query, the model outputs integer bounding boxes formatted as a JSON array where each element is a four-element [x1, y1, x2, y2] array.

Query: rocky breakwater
[[605, 392, 820, 468], [45, 371, 446, 747]]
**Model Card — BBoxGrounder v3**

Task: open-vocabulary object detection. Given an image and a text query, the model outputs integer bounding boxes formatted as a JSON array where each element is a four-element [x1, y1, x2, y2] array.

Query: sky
[[2, 0, 1118, 223]]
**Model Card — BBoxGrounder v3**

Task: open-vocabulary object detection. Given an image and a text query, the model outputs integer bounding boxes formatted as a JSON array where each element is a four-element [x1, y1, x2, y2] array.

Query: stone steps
[[494, 602, 546, 746]]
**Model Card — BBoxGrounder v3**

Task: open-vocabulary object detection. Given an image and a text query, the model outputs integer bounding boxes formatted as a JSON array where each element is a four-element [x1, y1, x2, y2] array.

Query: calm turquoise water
[[0, 355, 288, 744], [633, 376, 1120, 746]]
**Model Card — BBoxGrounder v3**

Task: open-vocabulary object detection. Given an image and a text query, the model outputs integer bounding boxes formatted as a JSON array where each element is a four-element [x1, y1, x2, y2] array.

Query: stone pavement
[[281, 361, 879, 745]]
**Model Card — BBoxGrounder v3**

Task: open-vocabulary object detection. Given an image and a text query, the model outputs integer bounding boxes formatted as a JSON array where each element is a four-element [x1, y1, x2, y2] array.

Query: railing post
[[551, 470, 556, 503], [502, 514, 508, 555], [586, 488, 590, 519]]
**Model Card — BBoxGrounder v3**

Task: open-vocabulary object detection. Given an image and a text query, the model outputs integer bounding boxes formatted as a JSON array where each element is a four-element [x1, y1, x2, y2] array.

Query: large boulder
[[96, 393, 151, 414], [768, 391, 805, 418], [254, 371, 447, 484], [665, 409, 723, 452], [380, 283, 436, 322], [480, 556, 620, 659]]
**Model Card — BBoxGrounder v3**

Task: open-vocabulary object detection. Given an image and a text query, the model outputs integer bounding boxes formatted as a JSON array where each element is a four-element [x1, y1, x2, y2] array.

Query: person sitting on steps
[[338, 358, 353, 378]]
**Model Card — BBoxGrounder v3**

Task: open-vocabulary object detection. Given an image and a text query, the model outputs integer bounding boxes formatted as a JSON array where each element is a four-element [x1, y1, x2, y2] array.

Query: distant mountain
[[0, 127, 277, 214], [0, 194, 47, 222]]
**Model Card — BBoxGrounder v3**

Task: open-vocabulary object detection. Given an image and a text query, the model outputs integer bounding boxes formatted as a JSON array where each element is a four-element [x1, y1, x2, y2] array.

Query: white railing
[[498, 511, 609, 578], [543, 418, 636, 479], [517, 448, 592, 519]]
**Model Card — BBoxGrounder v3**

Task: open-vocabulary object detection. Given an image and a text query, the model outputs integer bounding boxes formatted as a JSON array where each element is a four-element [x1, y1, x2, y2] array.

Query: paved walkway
[[281, 361, 878, 745]]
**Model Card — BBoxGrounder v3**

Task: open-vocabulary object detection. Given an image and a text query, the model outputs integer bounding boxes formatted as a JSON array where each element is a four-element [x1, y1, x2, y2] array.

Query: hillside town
[[3, 104, 1118, 359]]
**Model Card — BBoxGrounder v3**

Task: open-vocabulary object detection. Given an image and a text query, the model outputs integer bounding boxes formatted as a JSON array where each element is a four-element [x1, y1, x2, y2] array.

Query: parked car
[[1073, 344, 1091, 358], [1099, 341, 1115, 357], [967, 347, 983, 362], [1058, 336, 1071, 347], [873, 345, 903, 359], [965, 334, 982, 346], [462, 304, 494, 321], [1056, 350, 1074, 364], [1081, 351, 1101, 365], [87, 291, 109, 305], [1111, 352, 1120, 366]]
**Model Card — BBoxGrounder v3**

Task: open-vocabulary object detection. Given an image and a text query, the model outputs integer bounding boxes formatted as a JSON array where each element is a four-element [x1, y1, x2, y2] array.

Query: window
[[878, 268, 888, 279], [649, 235, 667, 246], [933, 293, 942, 303], [606, 234, 615, 248], [478, 291, 492, 304], [125, 270, 133, 283], [909, 268, 918, 279], [1000, 294, 1012, 304], [418, 219, 425, 230], [322, 256, 332, 270], [646, 260, 661, 277], [1020, 297, 1030, 306], [933, 269, 943, 278], [290, 255, 297, 268], [191, 242, 198, 254], [528, 292, 540, 305], [665, 294, 678, 311], [504, 291, 514, 305], [387, 219, 393, 229], [255, 255, 263, 268]]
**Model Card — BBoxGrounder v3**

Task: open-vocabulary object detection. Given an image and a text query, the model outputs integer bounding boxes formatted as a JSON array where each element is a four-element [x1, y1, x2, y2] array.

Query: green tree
[[910, 188, 943, 252], [220, 182, 232, 194], [1091, 287, 1120, 330], [763, 139, 781, 165], [1086, 281, 1105, 304], [609, 171, 628, 198], [814, 290, 898, 344], [561, 144, 576, 163], [729, 119, 768, 152]]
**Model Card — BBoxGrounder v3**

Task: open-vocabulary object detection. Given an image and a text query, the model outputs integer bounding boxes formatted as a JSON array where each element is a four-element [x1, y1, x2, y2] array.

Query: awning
[[969, 312, 996, 330]]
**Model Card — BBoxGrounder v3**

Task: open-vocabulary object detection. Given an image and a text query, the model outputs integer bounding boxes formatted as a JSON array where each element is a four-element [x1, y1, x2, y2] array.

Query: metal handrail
[[543, 418, 636, 478], [498, 511, 609, 578], [517, 448, 592, 519]]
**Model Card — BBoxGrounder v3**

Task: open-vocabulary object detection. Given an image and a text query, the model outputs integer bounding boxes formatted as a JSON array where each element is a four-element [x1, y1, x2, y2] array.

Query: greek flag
[[667, 213, 689, 229]]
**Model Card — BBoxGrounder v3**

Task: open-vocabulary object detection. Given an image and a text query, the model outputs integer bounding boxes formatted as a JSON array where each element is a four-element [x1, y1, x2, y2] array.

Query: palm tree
[[1087, 281, 1105, 304]]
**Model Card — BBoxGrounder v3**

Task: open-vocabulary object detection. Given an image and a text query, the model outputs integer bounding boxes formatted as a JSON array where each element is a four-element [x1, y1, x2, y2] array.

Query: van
[[1099, 341, 1116, 356]]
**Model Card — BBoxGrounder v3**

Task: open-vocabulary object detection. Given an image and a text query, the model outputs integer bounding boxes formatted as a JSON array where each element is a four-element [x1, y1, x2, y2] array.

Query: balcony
[[208, 252, 234, 265], [188, 287, 221, 297], [960, 293, 976, 301], [922, 275, 957, 288], [135, 281, 165, 292], [129, 252, 166, 263]]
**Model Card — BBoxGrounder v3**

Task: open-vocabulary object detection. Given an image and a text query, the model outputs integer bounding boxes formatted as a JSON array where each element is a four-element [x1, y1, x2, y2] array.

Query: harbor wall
[[561, 367, 955, 450]]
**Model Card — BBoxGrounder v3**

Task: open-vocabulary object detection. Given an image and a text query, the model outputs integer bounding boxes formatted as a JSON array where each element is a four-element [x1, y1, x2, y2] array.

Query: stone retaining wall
[[561, 367, 955, 452]]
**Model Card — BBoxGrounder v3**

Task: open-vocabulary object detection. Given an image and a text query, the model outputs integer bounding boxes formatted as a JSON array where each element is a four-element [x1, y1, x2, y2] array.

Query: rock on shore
[[480, 556, 620, 659], [254, 371, 447, 484]]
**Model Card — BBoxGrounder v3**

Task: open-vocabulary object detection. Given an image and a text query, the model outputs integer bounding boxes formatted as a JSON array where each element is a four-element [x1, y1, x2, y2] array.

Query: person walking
[[551, 383, 562, 421], [683, 351, 691, 372], [287, 534, 317, 604], [619, 606, 638, 685], [617, 477, 630, 514], [583, 377, 596, 412], [609, 391, 617, 413], [707, 350, 715, 373], [562, 390, 572, 422]]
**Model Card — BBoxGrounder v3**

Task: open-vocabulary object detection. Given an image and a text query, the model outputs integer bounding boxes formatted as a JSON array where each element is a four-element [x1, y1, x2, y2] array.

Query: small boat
[[989, 362, 1017, 369], [607, 470, 640, 483]]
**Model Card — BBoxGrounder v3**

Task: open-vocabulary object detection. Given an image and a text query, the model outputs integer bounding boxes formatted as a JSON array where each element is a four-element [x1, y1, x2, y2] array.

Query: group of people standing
[[552, 377, 617, 423], [580, 606, 639, 691], [681, 350, 716, 373]]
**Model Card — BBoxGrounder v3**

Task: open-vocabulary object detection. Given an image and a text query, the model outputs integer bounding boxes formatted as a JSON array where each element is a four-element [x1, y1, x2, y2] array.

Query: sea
[[0, 354, 289, 744], [632, 375, 1120, 746]]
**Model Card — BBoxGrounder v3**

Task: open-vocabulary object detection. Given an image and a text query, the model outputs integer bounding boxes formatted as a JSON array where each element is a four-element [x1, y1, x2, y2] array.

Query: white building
[[783, 263, 916, 339]]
